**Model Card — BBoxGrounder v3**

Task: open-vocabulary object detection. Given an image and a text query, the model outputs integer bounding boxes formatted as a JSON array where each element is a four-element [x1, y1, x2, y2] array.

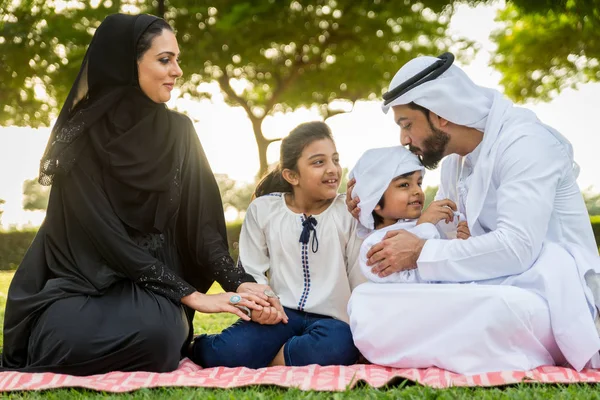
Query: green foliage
[[22, 177, 50, 211], [0, 0, 125, 126], [491, 0, 600, 102], [172, 0, 467, 113], [215, 174, 255, 213], [0, 222, 245, 270], [423, 185, 438, 210], [0, 198, 4, 224], [583, 189, 600, 215], [1, 0, 475, 175], [590, 215, 600, 245], [225, 219, 243, 261], [338, 167, 349, 194], [0, 228, 38, 270]]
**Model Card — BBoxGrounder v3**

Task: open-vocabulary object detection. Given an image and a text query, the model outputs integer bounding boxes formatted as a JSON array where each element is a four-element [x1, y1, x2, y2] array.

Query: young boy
[[349, 146, 470, 283]]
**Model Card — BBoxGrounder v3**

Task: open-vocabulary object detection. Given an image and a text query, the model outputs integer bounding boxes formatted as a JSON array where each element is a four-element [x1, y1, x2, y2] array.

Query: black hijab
[[39, 13, 183, 233]]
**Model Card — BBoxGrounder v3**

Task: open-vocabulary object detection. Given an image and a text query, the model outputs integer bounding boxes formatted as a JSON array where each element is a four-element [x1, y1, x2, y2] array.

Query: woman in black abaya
[[1, 13, 272, 375]]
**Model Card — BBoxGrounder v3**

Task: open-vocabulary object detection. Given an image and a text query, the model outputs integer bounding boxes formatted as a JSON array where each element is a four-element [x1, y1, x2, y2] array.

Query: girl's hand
[[417, 199, 457, 225], [345, 178, 361, 220], [181, 291, 265, 321], [237, 282, 289, 323], [457, 221, 471, 240], [251, 306, 284, 325]]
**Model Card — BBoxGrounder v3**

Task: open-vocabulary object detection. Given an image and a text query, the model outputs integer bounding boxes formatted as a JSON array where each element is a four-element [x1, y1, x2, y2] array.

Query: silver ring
[[264, 289, 279, 299], [235, 305, 252, 318], [229, 294, 242, 305]]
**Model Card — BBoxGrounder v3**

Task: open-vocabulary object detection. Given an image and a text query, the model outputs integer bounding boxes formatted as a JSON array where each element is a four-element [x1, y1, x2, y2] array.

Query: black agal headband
[[382, 52, 455, 106]]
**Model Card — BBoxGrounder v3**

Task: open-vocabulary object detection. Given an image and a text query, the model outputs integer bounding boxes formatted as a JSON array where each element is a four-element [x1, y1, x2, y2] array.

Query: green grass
[[0, 271, 597, 399]]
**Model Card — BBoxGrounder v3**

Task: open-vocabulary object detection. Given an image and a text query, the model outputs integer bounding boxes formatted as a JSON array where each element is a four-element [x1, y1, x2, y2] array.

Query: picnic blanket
[[1, 359, 600, 392]]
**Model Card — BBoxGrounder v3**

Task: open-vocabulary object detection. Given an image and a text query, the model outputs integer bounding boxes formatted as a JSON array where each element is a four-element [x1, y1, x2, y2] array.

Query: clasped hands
[[237, 282, 289, 325], [180, 282, 288, 325]]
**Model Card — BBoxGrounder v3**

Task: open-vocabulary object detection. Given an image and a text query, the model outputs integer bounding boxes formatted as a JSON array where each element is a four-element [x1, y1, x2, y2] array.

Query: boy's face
[[374, 170, 425, 223]]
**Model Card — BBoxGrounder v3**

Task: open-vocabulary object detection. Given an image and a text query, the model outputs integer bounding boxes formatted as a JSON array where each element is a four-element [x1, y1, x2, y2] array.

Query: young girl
[[189, 121, 366, 369]]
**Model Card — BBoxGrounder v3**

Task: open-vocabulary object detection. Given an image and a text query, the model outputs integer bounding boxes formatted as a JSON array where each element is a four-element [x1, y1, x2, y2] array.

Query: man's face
[[392, 104, 450, 169]]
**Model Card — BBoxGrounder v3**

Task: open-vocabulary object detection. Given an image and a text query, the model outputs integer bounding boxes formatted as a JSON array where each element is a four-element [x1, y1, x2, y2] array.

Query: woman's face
[[137, 29, 182, 103]]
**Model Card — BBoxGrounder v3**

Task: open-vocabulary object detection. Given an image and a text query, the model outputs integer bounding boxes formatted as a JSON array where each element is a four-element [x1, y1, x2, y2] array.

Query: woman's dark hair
[[136, 19, 173, 60], [254, 121, 334, 198], [371, 170, 418, 228]]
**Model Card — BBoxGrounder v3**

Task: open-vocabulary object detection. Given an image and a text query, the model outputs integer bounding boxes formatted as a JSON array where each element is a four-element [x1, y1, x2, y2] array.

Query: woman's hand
[[457, 221, 471, 240], [237, 282, 288, 323], [417, 199, 457, 225], [345, 178, 361, 220], [181, 291, 267, 321]]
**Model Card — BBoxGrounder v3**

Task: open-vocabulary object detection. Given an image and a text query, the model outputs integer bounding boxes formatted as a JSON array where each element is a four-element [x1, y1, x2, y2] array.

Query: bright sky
[[1, 2, 599, 228]]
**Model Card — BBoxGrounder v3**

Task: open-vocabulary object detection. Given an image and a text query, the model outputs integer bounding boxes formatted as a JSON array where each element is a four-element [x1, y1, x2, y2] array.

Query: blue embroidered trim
[[264, 192, 283, 197], [297, 242, 311, 311]]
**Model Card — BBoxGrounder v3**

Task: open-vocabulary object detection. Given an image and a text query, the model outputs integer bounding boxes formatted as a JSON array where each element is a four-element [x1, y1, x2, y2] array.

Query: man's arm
[[419, 133, 565, 282], [371, 132, 566, 282]]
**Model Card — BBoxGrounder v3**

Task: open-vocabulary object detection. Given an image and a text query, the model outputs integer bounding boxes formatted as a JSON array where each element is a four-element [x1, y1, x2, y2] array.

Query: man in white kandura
[[347, 53, 600, 374]]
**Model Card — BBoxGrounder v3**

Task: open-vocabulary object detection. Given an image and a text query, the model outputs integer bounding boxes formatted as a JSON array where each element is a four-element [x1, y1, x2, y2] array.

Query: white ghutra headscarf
[[349, 146, 424, 231]]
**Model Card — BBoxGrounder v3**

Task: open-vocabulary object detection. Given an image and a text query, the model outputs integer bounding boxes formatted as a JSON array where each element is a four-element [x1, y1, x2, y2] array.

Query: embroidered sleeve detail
[[209, 254, 255, 292], [138, 263, 196, 301]]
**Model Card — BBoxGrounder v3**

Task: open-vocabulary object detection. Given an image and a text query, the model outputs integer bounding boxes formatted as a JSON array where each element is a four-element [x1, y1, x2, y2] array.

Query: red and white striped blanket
[[1, 359, 599, 392]]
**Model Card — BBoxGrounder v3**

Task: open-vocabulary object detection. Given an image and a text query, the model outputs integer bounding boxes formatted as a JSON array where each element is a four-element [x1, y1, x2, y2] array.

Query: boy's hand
[[417, 199, 457, 225], [457, 221, 471, 240], [251, 306, 284, 325]]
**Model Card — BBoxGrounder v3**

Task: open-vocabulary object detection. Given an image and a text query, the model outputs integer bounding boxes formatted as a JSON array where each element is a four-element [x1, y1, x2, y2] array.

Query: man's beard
[[408, 122, 450, 170]]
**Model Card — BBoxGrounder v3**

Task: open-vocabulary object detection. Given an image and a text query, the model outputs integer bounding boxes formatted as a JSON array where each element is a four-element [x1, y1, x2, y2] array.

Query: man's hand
[[367, 230, 426, 277], [345, 178, 361, 220], [417, 199, 457, 225], [237, 282, 288, 323], [457, 221, 471, 240]]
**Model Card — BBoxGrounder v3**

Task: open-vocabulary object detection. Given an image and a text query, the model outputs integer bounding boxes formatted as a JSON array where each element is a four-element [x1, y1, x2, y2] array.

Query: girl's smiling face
[[284, 138, 342, 201]]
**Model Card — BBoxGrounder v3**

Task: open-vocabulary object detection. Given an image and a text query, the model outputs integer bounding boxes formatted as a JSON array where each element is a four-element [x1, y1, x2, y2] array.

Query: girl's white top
[[238, 193, 366, 323]]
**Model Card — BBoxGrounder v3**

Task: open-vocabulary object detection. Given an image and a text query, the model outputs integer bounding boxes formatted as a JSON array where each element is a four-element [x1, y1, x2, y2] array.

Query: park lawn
[[0, 271, 597, 399]]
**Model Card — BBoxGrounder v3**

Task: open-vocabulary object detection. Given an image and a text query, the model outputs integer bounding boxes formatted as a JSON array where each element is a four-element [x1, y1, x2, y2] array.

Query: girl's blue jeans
[[190, 307, 359, 368]]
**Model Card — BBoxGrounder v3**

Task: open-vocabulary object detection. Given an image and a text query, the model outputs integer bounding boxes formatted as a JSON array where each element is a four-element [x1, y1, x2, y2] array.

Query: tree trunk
[[251, 118, 270, 179], [157, 0, 165, 18]]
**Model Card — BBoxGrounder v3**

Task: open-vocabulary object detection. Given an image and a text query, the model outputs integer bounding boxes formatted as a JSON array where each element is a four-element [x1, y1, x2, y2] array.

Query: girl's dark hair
[[254, 121, 334, 198], [136, 19, 173, 61]]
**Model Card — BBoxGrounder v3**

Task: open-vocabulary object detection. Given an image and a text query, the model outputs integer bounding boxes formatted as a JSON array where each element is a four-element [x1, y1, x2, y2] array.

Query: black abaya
[[2, 111, 254, 374]]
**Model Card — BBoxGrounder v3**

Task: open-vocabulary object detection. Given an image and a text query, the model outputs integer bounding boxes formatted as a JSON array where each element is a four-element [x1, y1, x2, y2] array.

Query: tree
[[1, 0, 474, 176], [22, 177, 50, 211], [173, 1, 474, 176], [215, 173, 255, 215], [490, 0, 599, 102]]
